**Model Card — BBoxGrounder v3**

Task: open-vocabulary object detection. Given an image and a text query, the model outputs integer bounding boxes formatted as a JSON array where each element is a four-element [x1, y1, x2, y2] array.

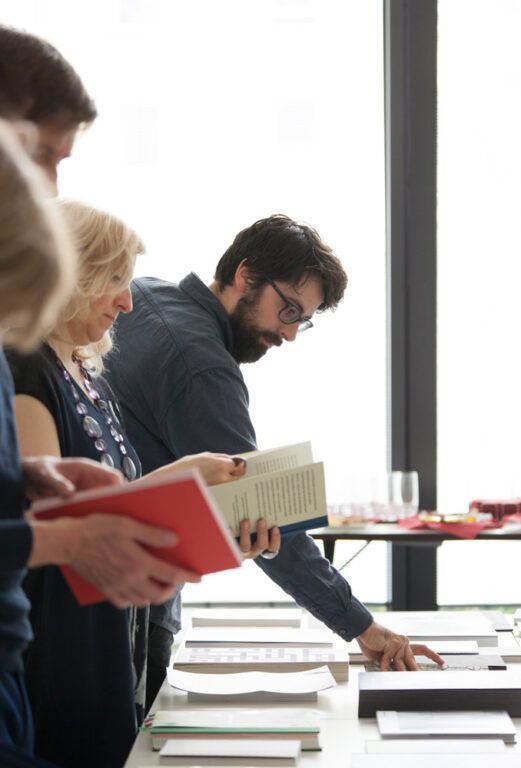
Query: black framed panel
[[384, 0, 438, 608]]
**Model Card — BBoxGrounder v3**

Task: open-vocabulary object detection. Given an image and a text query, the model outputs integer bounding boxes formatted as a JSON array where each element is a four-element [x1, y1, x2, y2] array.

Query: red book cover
[[32, 470, 242, 605]]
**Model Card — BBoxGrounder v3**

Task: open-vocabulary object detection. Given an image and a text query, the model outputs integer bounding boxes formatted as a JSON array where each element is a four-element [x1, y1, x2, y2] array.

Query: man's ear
[[234, 259, 255, 295]]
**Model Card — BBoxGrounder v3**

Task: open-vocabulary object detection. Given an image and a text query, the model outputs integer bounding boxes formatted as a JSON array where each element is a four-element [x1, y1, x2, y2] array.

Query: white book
[[184, 628, 333, 648], [376, 710, 517, 743], [351, 756, 521, 768], [365, 738, 507, 753], [238, 441, 313, 475], [173, 644, 349, 682], [158, 737, 300, 766], [190, 609, 303, 629], [381, 611, 498, 647], [167, 665, 336, 698], [209, 451, 327, 536]]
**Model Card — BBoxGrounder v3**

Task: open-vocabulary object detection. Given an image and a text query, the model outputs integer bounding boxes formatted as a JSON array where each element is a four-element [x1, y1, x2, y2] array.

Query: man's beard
[[230, 290, 282, 364]]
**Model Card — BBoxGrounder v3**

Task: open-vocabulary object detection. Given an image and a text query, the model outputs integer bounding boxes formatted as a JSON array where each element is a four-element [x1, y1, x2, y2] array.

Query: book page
[[210, 462, 326, 535], [240, 442, 313, 476]]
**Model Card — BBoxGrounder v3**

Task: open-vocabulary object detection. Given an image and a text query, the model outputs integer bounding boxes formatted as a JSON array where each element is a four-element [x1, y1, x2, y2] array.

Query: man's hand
[[238, 518, 281, 560], [357, 620, 445, 671], [22, 456, 123, 501], [29, 514, 201, 609]]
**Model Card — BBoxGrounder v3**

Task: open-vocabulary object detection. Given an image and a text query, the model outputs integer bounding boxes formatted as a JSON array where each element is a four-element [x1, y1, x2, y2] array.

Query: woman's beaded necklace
[[53, 348, 137, 481]]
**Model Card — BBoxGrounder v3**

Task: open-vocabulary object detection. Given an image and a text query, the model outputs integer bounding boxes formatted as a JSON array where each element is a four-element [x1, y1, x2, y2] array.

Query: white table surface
[[124, 648, 521, 766]]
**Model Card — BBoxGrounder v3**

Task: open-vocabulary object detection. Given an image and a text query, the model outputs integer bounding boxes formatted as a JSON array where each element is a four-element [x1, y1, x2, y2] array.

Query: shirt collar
[[179, 273, 234, 352]]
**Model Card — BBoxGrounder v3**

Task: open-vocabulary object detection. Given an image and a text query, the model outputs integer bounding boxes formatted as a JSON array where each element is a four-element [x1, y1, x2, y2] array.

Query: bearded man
[[107, 214, 443, 712]]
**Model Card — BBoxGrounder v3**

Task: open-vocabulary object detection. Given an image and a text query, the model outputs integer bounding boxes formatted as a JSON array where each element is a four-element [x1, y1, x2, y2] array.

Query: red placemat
[[397, 515, 503, 540]]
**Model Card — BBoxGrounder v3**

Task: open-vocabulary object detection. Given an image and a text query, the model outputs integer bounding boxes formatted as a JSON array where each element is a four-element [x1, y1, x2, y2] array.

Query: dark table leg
[[323, 538, 336, 563], [388, 541, 440, 610]]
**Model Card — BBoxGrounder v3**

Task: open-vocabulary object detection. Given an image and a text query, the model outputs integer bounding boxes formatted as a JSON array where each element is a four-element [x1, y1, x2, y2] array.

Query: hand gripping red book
[[32, 469, 242, 605]]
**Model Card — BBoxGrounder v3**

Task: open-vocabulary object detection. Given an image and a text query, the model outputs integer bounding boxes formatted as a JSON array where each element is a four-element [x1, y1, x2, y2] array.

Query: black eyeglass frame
[[264, 277, 314, 332]]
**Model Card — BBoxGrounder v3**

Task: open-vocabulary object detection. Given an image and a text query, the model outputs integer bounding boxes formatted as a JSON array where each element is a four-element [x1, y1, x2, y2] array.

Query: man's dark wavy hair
[[0, 26, 97, 126], [214, 214, 347, 311]]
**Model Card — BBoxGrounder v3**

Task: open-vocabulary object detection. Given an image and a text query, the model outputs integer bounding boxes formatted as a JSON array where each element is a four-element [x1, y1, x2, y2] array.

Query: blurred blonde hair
[[0, 119, 76, 350], [52, 199, 145, 375]]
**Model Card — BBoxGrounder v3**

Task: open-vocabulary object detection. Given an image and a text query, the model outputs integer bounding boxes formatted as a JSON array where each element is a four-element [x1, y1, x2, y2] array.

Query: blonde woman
[[7, 199, 244, 768]]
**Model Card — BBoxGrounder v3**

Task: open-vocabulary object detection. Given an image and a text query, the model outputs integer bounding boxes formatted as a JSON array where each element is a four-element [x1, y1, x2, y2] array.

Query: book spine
[[243, 515, 328, 543]]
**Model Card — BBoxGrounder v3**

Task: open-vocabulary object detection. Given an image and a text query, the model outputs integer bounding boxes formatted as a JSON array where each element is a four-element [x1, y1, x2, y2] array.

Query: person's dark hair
[[214, 214, 347, 311], [0, 26, 97, 126]]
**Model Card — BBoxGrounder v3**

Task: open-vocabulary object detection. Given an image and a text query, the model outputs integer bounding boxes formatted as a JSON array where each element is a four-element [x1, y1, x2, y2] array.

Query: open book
[[210, 441, 328, 536], [32, 469, 241, 605]]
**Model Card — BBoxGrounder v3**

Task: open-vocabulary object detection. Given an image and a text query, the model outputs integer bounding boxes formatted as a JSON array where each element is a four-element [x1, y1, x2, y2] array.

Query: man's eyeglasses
[[265, 277, 313, 332]]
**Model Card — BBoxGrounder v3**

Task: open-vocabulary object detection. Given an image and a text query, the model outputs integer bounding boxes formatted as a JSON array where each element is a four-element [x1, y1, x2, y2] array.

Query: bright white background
[[437, 0, 521, 605], [1, 0, 388, 603]]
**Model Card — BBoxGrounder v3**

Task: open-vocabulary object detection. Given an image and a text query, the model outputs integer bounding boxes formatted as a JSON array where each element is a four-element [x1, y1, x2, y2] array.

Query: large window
[[437, 0, 521, 605], [4, 1, 388, 603]]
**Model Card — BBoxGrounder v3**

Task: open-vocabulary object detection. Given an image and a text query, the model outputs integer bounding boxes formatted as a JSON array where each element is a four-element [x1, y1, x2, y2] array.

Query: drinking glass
[[390, 470, 419, 519]]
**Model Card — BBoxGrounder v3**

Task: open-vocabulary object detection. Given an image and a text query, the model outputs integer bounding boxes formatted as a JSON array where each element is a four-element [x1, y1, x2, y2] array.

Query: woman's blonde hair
[[0, 119, 77, 350], [52, 199, 145, 374]]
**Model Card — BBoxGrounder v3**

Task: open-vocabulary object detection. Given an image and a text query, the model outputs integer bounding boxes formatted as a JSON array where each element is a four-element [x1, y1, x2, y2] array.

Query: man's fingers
[[149, 581, 190, 605], [403, 644, 419, 670], [121, 518, 178, 549], [379, 636, 403, 671], [143, 552, 201, 586], [252, 519, 268, 552], [410, 643, 445, 667], [267, 526, 281, 552], [43, 466, 76, 497], [238, 518, 252, 555], [107, 566, 198, 608]]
